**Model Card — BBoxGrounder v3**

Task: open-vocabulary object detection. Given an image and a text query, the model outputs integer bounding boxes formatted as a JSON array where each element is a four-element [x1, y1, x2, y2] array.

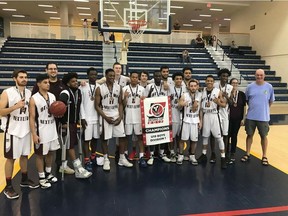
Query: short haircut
[[12, 69, 27, 78], [113, 62, 121, 68], [153, 70, 161, 76], [206, 75, 214, 80], [87, 67, 97, 75], [45, 62, 58, 70], [188, 79, 199, 86], [130, 71, 139, 77], [229, 78, 238, 85], [36, 74, 49, 83], [182, 67, 193, 73], [140, 71, 149, 80], [172, 72, 184, 80], [217, 68, 231, 77], [105, 68, 114, 76], [160, 65, 169, 71], [62, 72, 78, 85]]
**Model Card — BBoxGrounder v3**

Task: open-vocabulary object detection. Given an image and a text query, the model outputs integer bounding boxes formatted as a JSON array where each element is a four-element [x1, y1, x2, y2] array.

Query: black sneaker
[[138, 157, 147, 168], [210, 152, 216, 164], [221, 157, 227, 169], [20, 179, 39, 189], [4, 186, 19, 200], [226, 156, 233, 164], [197, 154, 207, 164]]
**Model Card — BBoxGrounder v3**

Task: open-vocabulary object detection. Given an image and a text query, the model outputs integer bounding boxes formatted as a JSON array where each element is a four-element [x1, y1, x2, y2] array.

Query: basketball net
[[128, 20, 147, 43]]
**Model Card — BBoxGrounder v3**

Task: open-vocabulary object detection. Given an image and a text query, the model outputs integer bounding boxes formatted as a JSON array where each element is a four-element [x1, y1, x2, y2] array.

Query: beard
[[16, 80, 27, 87]]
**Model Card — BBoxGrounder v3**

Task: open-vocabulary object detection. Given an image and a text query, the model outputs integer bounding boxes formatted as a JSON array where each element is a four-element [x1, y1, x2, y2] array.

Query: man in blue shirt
[[241, 69, 275, 166]]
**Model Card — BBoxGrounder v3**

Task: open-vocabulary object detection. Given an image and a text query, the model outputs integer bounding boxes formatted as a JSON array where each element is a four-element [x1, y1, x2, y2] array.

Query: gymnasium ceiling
[[0, 1, 277, 33]]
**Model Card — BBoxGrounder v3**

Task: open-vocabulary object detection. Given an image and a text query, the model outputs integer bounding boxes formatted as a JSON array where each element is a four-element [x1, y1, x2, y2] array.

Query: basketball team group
[[0, 62, 275, 200]]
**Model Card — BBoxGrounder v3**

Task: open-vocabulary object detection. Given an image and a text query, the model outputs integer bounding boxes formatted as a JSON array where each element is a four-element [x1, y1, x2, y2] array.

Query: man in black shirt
[[91, 18, 98, 41]]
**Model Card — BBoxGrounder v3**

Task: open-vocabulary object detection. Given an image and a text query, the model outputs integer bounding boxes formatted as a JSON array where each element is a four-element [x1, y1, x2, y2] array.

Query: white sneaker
[[46, 174, 58, 183], [75, 167, 92, 179], [147, 156, 154, 165], [39, 179, 51, 189], [59, 165, 75, 175], [170, 153, 177, 163], [118, 158, 133, 168], [160, 154, 171, 163], [177, 154, 184, 165], [103, 158, 110, 171], [189, 155, 198, 166]]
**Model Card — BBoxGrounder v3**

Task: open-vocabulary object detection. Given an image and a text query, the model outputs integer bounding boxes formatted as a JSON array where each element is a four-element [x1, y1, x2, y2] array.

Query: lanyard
[[219, 83, 227, 93], [154, 83, 162, 96], [174, 86, 182, 99], [89, 83, 96, 98], [129, 84, 138, 98], [15, 86, 25, 100], [232, 90, 239, 104], [39, 92, 50, 112]]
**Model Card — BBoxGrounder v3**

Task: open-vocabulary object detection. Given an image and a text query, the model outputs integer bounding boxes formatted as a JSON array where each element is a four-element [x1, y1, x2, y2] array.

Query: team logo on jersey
[[147, 102, 166, 124]]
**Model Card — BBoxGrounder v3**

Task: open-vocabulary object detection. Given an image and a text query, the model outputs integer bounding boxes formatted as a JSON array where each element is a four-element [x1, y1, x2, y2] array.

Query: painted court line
[[184, 205, 288, 216]]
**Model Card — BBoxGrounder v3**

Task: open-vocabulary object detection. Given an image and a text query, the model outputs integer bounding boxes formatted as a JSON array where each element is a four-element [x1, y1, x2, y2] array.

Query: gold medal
[[90, 96, 94, 101]]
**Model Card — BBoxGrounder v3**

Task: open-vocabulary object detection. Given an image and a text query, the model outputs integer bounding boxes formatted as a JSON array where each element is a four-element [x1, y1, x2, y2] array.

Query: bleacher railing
[[10, 22, 203, 45]]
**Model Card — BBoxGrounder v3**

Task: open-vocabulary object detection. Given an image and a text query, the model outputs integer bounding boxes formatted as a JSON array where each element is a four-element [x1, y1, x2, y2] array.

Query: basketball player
[[139, 71, 149, 88], [0, 69, 39, 200], [32, 62, 73, 174], [211, 68, 233, 164], [197, 75, 227, 169], [150, 66, 174, 88], [29, 74, 60, 189], [169, 72, 187, 162], [145, 70, 171, 165], [79, 67, 102, 171], [95, 68, 133, 171], [59, 73, 92, 178], [178, 79, 202, 165], [182, 67, 193, 87], [123, 71, 147, 167]]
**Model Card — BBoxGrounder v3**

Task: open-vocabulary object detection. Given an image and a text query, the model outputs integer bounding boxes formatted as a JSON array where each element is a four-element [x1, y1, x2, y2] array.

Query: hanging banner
[[140, 96, 173, 146]]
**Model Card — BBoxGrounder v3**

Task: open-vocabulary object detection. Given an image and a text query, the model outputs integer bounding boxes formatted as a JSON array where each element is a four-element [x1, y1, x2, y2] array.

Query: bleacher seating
[[221, 45, 288, 102], [0, 37, 103, 93]]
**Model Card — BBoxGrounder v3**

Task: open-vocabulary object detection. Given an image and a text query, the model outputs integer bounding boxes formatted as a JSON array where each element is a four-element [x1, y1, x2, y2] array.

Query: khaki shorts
[[245, 119, 269, 137]]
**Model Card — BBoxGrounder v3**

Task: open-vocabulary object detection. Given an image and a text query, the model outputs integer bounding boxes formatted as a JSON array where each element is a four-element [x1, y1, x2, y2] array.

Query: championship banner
[[140, 96, 173, 146]]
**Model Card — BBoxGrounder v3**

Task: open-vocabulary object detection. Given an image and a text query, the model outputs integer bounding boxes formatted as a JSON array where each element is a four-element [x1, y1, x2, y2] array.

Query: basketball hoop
[[128, 20, 147, 43]]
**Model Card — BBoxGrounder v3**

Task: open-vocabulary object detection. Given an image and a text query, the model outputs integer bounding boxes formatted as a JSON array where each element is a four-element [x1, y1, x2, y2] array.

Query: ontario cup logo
[[147, 102, 166, 124]]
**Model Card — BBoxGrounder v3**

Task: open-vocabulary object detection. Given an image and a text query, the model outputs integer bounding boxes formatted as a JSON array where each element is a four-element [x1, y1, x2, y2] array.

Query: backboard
[[99, 0, 171, 34]]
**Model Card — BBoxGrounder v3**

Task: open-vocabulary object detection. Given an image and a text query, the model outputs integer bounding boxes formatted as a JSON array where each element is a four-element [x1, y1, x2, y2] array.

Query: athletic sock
[[45, 167, 52, 174], [39, 172, 45, 180], [21, 172, 28, 182], [6, 177, 12, 187], [221, 153, 225, 158], [124, 151, 128, 155], [202, 149, 207, 155], [139, 152, 144, 158], [159, 149, 165, 155]]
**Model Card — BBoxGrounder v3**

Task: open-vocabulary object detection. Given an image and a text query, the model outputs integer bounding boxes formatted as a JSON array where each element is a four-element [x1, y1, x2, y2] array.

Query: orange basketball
[[49, 101, 67, 117]]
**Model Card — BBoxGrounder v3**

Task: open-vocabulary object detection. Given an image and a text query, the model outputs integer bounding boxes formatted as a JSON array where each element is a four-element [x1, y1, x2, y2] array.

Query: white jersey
[[182, 91, 202, 124], [1, 87, 31, 138], [145, 83, 170, 98], [214, 82, 232, 119], [32, 92, 58, 143], [122, 84, 145, 124], [115, 75, 130, 88], [201, 87, 220, 114], [170, 85, 187, 123], [100, 83, 121, 119], [79, 82, 100, 124]]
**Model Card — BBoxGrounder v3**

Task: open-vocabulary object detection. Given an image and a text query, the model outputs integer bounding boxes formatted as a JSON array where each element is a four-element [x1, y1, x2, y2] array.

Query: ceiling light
[[38, 4, 53, 8], [183, 24, 193, 27], [224, 18, 231, 21], [170, 6, 183, 9], [204, 26, 211, 29], [79, 13, 91, 16], [129, 2, 148, 7], [210, 8, 223, 11], [77, 7, 91, 10], [44, 11, 57, 14], [104, 9, 115, 11], [159, 23, 164, 25], [191, 19, 202, 22], [0, 2, 7, 5], [200, 14, 211, 17], [74, 0, 89, 2], [158, 18, 167, 20], [2, 8, 17, 11], [104, 1, 119, 4], [104, 20, 115, 23], [104, 14, 116, 17], [164, 12, 175, 15], [50, 17, 61, 20], [12, 15, 25, 18]]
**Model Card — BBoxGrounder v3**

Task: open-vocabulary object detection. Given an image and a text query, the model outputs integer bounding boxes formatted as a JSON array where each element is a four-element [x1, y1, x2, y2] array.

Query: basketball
[[49, 101, 66, 117]]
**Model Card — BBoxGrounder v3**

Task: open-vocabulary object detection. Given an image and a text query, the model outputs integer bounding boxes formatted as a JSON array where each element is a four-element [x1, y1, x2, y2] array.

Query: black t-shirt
[[91, 21, 98, 28]]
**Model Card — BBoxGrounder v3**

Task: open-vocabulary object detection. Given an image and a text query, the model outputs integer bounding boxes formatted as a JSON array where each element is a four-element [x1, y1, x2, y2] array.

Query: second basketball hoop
[[128, 19, 147, 43]]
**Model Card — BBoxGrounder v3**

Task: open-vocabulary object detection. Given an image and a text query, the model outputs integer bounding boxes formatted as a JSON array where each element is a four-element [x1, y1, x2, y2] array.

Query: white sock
[[139, 152, 144, 158], [39, 172, 45, 179], [150, 151, 154, 156], [221, 153, 225, 158], [202, 149, 207, 155], [159, 149, 165, 155], [124, 150, 128, 155], [45, 167, 52, 174]]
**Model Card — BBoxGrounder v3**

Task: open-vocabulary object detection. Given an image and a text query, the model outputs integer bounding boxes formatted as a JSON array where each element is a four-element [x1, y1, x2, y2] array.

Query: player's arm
[[79, 91, 87, 130], [29, 97, 40, 144], [96, 77, 106, 85], [0, 91, 25, 116], [114, 88, 124, 126], [199, 108, 203, 130], [178, 94, 187, 108], [122, 87, 129, 108], [214, 91, 226, 108]]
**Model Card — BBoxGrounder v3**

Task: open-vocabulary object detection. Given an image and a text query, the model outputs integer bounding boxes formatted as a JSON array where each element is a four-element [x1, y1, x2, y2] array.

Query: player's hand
[[80, 80, 87, 87], [81, 119, 87, 130], [140, 96, 146, 100], [163, 81, 169, 90], [15, 99, 25, 109], [124, 89, 130, 99], [213, 98, 219, 105], [240, 120, 245, 126], [32, 134, 40, 144], [113, 117, 121, 126], [105, 116, 114, 124], [198, 122, 202, 130]]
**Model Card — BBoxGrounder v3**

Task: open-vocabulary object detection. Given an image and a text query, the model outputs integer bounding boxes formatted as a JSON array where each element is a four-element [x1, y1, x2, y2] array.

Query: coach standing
[[241, 69, 275, 166]]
